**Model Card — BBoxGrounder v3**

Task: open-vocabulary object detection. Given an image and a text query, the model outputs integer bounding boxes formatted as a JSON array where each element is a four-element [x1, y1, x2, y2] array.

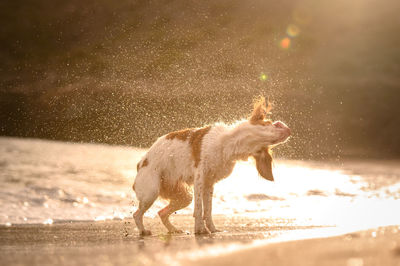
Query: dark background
[[1, 0, 399, 159]]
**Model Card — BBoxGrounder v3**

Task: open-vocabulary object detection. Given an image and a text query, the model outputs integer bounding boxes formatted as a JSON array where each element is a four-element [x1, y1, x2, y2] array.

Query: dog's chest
[[213, 161, 236, 182]]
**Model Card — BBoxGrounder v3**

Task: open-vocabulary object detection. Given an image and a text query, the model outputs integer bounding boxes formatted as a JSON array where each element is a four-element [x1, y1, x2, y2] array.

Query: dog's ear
[[253, 148, 274, 181], [249, 96, 272, 124]]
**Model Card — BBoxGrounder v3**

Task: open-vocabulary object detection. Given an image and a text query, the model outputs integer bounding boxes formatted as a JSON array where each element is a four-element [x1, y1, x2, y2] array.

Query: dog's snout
[[273, 121, 291, 136], [273, 121, 284, 128]]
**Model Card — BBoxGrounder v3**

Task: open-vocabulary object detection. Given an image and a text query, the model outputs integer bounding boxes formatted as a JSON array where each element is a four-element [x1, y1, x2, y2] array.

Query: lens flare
[[287, 24, 300, 37], [280, 37, 291, 50], [259, 73, 268, 81]]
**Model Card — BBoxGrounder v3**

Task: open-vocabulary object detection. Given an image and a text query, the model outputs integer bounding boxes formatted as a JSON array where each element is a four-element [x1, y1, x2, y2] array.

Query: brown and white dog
[[133, 97, 291, 235]]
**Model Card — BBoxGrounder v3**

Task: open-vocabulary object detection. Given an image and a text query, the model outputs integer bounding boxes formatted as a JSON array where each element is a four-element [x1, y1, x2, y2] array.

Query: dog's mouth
[[253, 148, 274, 182]]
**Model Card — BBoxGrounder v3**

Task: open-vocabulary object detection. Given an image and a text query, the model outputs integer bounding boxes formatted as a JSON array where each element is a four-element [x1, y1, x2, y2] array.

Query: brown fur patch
[[159, 176, 192, 200], [166, 128, 194, 141], [189, 126, 211, 167], [253, 120, 273, 126], [249, 96, 273, 126], [165, 125, 211, 167], [136, 158, 149, 172]]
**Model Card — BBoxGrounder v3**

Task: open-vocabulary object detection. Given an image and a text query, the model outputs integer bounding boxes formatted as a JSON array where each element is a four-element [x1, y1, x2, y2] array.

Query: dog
[[132, 97, 291, 235]]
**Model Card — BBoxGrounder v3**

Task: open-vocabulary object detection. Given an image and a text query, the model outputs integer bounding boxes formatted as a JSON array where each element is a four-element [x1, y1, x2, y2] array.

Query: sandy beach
[[1, 214, 399, 266], [1, 139, 399, 265]]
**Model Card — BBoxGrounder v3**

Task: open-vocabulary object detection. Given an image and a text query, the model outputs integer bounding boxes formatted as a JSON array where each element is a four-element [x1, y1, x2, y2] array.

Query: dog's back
[[135, 134, 194, 188], [134, 126, 212, 201]]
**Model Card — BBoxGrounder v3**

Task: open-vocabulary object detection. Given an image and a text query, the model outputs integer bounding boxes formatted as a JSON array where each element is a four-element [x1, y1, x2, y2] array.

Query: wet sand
[[1, 215, 399, 266], [187, 227, 400, 266]]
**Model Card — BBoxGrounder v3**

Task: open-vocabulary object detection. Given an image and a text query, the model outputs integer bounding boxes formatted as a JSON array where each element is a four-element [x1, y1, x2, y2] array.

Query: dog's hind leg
[[133, 170, 160, 236], [158, 183, 192, 234]]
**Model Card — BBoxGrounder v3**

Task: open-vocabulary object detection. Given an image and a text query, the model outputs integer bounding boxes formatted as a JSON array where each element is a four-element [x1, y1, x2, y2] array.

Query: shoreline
[[1, 215, 399, 265]]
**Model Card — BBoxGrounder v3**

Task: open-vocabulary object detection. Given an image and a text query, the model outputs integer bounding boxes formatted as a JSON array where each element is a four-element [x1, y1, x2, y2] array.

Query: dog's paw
[[195, 227, 210, 235], [205, 220, 220, 233], [140, 229, 152, 236], [168, 229, 184, 234], [208, 228, 221, 233]]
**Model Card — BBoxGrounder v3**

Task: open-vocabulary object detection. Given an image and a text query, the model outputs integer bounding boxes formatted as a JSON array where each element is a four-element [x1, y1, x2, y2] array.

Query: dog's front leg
[[193, 172, 209, 234], [203, 184, 219, 233]]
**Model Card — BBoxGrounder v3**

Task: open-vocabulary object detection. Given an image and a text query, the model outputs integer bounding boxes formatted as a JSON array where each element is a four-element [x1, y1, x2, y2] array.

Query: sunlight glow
[[211, 160, 400, 230]]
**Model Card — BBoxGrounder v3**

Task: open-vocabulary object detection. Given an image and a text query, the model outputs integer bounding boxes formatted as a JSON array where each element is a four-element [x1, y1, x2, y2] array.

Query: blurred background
[[1, 0, 399, 159]]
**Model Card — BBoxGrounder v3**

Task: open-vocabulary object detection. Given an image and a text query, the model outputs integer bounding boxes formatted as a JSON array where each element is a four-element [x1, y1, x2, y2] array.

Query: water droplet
[[43, 218, 53, 225]]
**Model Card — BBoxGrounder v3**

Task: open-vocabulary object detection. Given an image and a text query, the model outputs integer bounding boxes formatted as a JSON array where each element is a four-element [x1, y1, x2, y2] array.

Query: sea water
[[1, 137, 399, 230]]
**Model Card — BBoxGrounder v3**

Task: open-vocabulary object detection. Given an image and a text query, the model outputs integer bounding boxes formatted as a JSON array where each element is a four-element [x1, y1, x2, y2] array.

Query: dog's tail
[[133, 157, 149, 191]]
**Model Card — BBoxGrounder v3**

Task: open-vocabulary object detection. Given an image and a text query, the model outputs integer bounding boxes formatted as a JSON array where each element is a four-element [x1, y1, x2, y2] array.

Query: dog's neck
[[220, 123, 256, 163]]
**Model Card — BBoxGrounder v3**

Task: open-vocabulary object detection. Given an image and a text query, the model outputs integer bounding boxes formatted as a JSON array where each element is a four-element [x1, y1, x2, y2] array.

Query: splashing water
[[1, 137, 399, 231]]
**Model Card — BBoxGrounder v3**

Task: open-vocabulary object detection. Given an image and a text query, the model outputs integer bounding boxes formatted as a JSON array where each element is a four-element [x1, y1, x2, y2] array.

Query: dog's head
[[245, 97, 291, 147], [246, 97, 291, 181]]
